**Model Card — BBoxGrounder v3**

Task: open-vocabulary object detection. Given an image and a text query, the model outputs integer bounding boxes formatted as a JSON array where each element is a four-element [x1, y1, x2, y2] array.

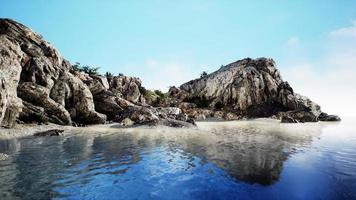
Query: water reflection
[[0, 119, 348, 199]]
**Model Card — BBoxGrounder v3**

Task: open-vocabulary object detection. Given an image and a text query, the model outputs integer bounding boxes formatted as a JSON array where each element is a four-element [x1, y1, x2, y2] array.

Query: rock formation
[[0, 18, 340, 128], [165, 58, 340, 123], [0, 18, 193, 128]]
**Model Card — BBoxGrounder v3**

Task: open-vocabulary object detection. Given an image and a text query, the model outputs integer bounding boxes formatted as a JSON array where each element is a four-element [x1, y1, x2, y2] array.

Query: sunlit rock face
[[0, 31, 23, 128], [0, 18, 105, 126], [168, 58, 339, 122], [0, 18, 339, 127], [0, 18, 194, 127]]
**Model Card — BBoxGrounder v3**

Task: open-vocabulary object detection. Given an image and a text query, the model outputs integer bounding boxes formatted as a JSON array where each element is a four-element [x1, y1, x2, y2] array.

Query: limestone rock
[[108, 76, 143, 103], [170, 58, 340, 122], [50, 72, 106, 124], [0, 33, 23, 128], [18, 82, 72, 125], [0, 18, 106, 126]]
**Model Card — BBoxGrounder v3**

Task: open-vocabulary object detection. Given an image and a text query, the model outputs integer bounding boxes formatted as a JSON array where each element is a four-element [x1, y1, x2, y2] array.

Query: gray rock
[[279, 111, 318, 123], [169, 58, 334, 122], [0, 33, 23, 128], [33, 129, 64, 136], [0, 19, 341, 128], [18, 82, 72, 125], [50, 72, 106, 124], [108, 76, 143, 103], [318, 112, 341, 122], [0, 18, 106, 126], [114, 106, 160, 125], [281, 115, 298, 123]]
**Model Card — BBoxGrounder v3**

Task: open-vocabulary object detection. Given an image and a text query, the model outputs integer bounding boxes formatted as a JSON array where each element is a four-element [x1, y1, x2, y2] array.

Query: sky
[[1, 0, 356, 116]]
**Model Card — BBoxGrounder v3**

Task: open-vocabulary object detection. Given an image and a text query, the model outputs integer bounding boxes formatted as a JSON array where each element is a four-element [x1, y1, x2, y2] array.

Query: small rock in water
[[33, 129, 64, 136], [0, 153, 9, 161], [318, 112, 341, 122], [121, 118, 134, 127]]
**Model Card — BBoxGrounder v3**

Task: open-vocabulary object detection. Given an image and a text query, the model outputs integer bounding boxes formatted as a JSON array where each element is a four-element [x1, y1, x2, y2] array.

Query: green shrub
[[72, 62, 100, 75]]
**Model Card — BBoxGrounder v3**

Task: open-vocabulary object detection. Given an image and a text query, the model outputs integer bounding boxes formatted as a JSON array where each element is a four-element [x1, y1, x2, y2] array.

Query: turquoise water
[[0, 119, 355, 200]]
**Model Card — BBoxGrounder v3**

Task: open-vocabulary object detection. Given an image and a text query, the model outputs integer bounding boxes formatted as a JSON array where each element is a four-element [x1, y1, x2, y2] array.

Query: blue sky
[[1, 0, 356, 116]]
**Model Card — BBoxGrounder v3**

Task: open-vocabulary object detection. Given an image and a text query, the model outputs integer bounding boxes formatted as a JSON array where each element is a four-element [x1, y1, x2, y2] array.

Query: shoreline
[[0, 117, 340, 140]]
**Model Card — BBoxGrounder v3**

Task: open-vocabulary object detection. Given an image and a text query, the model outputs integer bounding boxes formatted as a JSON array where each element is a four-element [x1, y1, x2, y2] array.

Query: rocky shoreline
[[0, 18, 340, 131]]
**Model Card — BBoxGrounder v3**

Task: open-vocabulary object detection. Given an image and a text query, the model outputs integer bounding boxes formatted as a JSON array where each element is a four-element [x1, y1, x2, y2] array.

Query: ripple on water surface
[[0, 118, 355, 199]]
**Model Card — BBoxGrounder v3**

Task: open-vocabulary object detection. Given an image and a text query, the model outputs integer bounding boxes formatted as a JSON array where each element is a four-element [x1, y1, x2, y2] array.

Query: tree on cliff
[[200, 71, 208, 78], [73, 62, 100, 75]]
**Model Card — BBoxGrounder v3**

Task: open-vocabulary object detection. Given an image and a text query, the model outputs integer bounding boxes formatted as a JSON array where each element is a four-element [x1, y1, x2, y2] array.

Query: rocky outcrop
[[0, 33, 23, 128], [168, 58, 340, 122], [0, 18, 105, 127], [0, 18, 340, 128], [0, 17, 195, 128], [318, 112, 341, 122]]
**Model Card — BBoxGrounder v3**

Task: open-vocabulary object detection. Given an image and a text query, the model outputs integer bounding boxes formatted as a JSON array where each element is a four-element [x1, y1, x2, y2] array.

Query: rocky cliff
[[166, 58, 340, 122], [0, 18, 339, 128], [0, 18, 193, 128]]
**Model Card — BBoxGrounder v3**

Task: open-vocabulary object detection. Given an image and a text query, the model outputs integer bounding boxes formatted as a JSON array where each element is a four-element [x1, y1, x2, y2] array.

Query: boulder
[[50, 72, 106, 124], [18, 82, 72, 125], [108, 76, 143, 103], [279, 110, 318, 123], [114, 106, 160, 125], [318, 112, 341, 122]]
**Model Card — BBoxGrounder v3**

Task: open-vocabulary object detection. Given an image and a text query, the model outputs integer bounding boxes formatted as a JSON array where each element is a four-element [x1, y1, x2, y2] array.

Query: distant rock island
[[0, 18, 340, 129]]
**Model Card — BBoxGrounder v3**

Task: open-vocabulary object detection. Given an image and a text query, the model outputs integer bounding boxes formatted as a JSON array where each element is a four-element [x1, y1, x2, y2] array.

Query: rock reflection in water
[[0, 119, 325, 199]]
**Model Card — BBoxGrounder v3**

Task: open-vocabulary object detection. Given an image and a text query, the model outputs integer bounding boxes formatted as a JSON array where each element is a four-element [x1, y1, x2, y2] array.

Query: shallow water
[[0, 118, 355, 200]]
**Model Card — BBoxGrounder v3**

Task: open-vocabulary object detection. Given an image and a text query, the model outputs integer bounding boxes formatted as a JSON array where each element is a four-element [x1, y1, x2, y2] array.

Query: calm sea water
[[0, 118, 355, 200]]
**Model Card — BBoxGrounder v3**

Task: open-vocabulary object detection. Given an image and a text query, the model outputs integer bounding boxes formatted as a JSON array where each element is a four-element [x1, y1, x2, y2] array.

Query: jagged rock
[[19, 101, 65, 124], [50, 72, 106, 124], [114, 106, 160, 125], [223, 112, 240, 121], [169, 58, 340, 122], [155, 107, 181, 118], [0, 19, 341, 128], [0, 18, 106, 126], [281, 115, 298, 123], [0, 33, 23, 128], [108, 76, 143, 103], [279, 110, 318, 123], [18, 82, 72, 125], [318, 112, 341, 122], [86, 75, 110, 95], [91, 90, 125, 120], [33, 129, 64, 136]]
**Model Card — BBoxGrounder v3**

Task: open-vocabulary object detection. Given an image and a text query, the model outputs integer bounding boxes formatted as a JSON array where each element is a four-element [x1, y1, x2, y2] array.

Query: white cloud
[[281, 22, 356, 117], [329, 20, 356, 38], [140, 60, 197, 92]]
